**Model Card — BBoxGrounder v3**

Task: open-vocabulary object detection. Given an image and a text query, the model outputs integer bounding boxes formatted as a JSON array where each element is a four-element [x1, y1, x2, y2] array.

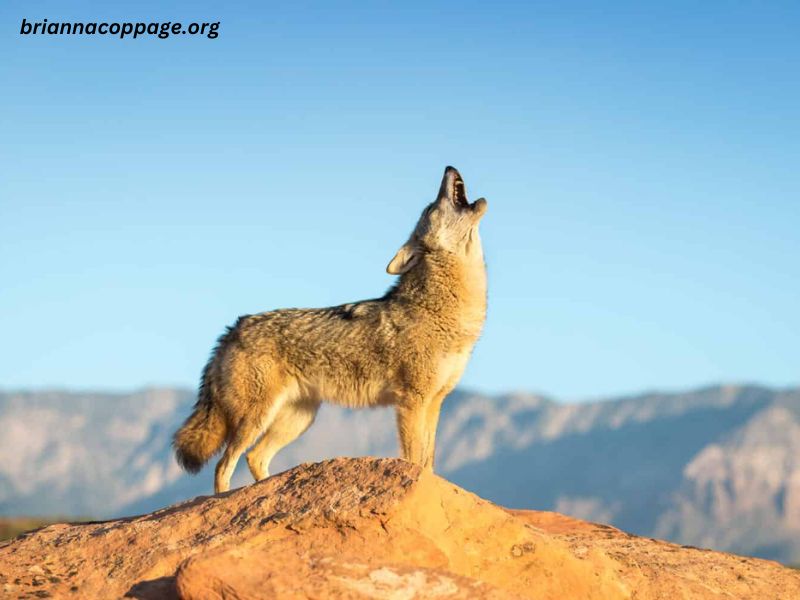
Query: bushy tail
[[173, 354, 228, 473]]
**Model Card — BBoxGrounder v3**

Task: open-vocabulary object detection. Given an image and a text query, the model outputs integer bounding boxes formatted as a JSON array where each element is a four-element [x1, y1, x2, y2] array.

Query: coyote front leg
[[396, 392, 446, 470], [421, 391, 448, 470], [396, 403, 426, 467]]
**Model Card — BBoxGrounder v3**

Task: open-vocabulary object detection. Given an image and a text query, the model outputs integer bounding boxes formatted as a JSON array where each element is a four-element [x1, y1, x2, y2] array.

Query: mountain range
[[1, 383, 798, 564]]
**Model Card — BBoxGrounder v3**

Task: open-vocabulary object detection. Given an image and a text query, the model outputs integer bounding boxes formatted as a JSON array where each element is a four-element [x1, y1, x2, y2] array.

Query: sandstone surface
[[1, 457, 798, 599]]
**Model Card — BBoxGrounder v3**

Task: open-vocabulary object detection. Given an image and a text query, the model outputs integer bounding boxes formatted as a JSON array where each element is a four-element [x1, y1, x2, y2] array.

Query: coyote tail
[[173, 336, 230, 473]]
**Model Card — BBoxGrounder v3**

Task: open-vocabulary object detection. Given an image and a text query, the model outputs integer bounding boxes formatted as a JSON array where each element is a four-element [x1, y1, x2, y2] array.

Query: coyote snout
[[173, 166, 488, 493]]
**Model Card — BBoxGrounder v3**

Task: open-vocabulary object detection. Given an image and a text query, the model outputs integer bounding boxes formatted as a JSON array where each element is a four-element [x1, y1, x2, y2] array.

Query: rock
[[0, 457, 798, 599], [176, 549, 517, 599]]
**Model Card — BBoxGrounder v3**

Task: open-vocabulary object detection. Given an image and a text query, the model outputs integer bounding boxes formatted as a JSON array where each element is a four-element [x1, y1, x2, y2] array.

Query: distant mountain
[[1, 384, 798, 563]]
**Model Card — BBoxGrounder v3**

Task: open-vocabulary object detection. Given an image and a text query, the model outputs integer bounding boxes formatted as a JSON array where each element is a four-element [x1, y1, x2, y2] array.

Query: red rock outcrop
[[1, 457, 798, 599]]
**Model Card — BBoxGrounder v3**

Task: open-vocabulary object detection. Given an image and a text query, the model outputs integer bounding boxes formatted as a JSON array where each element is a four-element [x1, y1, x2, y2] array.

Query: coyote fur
[[173, 167, 488, 493]]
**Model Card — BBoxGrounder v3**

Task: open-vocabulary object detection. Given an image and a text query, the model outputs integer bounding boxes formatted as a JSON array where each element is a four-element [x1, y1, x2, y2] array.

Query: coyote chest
[[434, 347, 474, 391]]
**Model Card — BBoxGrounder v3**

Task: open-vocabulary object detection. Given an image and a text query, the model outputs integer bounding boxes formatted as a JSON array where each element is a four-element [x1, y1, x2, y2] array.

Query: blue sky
[[1, 1, 798, 400]]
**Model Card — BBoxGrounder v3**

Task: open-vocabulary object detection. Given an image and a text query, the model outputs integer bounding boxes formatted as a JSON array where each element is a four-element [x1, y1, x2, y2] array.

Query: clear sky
[[1, 1, 797, 400]]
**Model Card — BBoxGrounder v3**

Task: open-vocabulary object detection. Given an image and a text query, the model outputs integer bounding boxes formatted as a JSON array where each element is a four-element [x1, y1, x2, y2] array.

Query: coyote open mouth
[[453, 175, 469, 209]]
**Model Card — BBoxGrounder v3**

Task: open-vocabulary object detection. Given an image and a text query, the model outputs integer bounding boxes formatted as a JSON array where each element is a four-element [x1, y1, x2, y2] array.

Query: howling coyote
[[173, 167, 488, 493]]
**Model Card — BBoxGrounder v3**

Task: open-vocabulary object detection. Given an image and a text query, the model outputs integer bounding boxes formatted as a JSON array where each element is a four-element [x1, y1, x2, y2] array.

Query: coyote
[[173, 167, 488, 493]]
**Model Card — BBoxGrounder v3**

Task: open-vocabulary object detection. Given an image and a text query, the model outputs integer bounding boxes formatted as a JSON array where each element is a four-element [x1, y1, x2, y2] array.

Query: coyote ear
[[386, 243, 420, 275]]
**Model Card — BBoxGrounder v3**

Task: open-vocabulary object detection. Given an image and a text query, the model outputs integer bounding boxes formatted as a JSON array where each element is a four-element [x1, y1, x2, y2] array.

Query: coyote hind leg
[[247, 399, 320, 481], [214, 421, 261, 494], [213, 381, 294, 493]]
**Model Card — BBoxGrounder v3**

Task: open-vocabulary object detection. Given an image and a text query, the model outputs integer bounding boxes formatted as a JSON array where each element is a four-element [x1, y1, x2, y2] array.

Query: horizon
[[3, 380, 796, 407], [2, 1, 798, 398]]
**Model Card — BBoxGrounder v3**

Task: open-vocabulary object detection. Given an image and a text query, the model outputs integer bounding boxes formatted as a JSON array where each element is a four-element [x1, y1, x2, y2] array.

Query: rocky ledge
[[1, 457, 798, 599]]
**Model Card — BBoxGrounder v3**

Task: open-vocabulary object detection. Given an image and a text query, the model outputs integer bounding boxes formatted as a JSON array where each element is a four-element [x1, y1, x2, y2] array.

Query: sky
[[1, 1, 798, 401]]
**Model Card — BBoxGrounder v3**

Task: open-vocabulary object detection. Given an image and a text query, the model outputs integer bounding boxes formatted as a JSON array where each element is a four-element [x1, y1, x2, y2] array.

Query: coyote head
[[387, 166, 488, 275]]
